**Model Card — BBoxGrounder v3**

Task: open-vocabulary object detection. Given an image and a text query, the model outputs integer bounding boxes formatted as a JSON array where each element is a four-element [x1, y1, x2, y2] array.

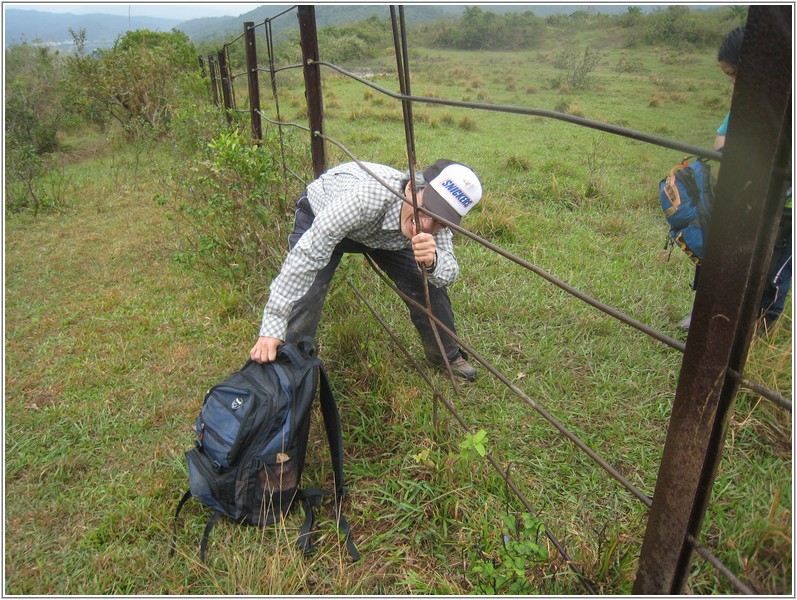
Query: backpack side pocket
[[187, 447, 234, 517], [237, 453, 300, 526], [196, 385, 258, 470]]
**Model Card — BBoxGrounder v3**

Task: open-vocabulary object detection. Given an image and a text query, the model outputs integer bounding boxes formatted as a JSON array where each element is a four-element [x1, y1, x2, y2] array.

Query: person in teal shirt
[[679, 26, 792, 333]]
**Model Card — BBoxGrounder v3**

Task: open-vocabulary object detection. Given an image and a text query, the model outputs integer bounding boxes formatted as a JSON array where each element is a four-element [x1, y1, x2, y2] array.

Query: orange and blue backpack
[[659, 157, 715, 265]]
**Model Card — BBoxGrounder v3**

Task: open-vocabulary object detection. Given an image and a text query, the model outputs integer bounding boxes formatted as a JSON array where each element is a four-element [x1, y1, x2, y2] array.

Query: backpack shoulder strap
[[297, 488, 325, 554], [318, 364, 345, 498], [169, 489, 193, 558], [315, 363, 360, 561], [199, 511, 222, 563], [695, 159, 714, 219], [171, 490, 223, 564]]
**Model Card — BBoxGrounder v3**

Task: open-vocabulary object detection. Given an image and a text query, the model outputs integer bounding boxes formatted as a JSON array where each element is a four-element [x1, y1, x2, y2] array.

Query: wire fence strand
[[204, 11, 788, 593], [347, 279, 599, 594], [225, 98, 775, 595]]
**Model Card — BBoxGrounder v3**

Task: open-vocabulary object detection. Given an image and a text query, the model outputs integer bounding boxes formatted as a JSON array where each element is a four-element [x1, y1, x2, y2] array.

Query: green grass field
[[5, 13, 792, 595]]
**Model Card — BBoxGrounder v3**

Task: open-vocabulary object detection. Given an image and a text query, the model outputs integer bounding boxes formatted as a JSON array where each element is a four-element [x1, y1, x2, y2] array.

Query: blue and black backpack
[[171, 339, 359, 562], [659, 157, 715, 265]]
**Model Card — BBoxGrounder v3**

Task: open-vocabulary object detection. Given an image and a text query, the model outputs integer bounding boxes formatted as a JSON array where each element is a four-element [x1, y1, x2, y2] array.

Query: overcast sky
[[4, 2, 274, 19]]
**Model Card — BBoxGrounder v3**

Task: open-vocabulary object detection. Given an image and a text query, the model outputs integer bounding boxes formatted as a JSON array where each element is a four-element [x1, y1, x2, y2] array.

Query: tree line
[[5, 28, 200, 213], [417, 5, 743, 51]]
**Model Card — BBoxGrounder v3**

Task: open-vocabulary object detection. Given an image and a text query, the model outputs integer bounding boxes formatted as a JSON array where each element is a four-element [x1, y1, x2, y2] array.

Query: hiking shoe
[[444, 356, 478, 382], [677, 312, 692, 331]]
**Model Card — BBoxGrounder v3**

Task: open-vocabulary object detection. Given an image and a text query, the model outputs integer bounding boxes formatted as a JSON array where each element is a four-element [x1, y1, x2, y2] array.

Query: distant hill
[[4, 8, 183, 51], [4, 5, 661, 52], [176, 5, 461, 46], [177, 5, 651, 45]]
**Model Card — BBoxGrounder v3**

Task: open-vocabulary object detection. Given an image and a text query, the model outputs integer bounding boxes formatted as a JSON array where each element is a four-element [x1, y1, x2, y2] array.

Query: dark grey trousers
[[284, 192, 462, 363]]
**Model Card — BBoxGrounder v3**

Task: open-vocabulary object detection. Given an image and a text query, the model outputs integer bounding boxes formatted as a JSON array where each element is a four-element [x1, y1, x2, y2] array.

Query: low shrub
[[159, 128, 307, 284]]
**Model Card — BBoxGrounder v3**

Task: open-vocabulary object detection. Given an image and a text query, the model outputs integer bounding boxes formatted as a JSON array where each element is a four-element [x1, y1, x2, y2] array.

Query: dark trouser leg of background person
[[759, 206, 792, 331], [677, 265, 701, 331], [284, 193, 477, 380], [679, 207, 792, 334], [283, 247, 343, 344], [283, 192, 342, 343]]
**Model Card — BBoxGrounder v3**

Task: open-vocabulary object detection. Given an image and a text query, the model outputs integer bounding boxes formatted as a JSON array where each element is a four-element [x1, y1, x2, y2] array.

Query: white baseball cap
[[421, 159, 482, 225]]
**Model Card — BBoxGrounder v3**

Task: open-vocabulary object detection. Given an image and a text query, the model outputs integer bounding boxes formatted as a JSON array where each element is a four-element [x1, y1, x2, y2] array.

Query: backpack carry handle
[[241, 337, 318, 372], [276, 341, 311, 367]]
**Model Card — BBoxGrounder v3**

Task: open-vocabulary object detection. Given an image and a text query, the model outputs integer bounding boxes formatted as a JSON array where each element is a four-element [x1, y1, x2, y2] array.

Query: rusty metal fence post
[[633, 5, 792, 593], [297, 5, 326, 177], [217, 49, 234, 124], [207, 54, 220, 107], [244, 21, 263, 141]]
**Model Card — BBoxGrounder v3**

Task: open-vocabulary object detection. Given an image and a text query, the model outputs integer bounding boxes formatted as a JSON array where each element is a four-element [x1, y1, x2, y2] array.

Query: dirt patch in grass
[[48, 134, 108, 169]]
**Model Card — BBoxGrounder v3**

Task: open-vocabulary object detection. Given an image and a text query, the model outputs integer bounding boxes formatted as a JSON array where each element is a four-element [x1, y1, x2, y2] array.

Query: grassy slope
[[5, 18, 792, 596]]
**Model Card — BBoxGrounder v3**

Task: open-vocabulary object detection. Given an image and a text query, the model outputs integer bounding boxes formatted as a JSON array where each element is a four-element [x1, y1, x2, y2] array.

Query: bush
[[616, 58, 645, 74], [160, 128, 304, 284], [629, 6, 724, 48], [552, 47, 602, 91], [5, 44, 65, 154], [4, 44, 71, 216], [169, 100, 229, 157], [307, 15, 392, 64], [427, 7, 544, 50], [4, 140, 75, 217], [63, 28, 201, 139], [5, 143, 45, 215]]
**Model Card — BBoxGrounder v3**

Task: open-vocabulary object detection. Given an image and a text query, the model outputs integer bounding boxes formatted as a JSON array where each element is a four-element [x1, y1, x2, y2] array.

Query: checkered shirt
[[259, 161, 459, 340]]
